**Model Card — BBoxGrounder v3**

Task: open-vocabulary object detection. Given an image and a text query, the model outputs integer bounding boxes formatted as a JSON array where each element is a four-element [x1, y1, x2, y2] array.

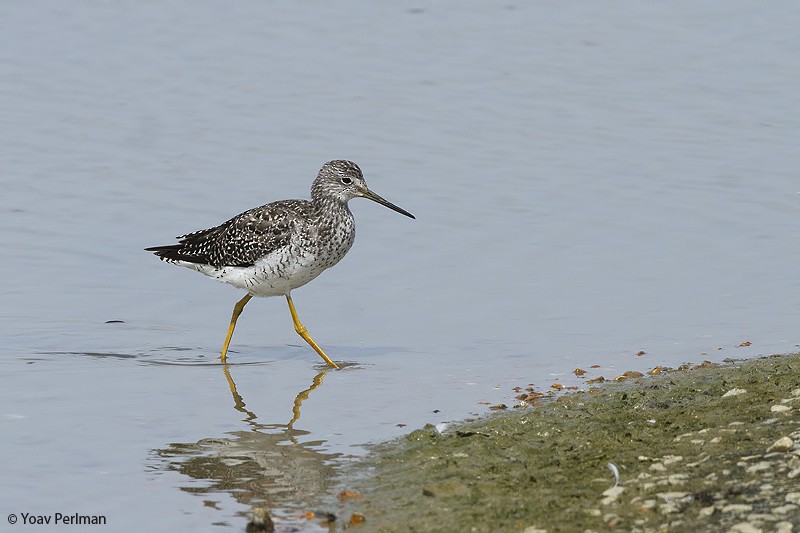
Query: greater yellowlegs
[[145, 160, 414, 368]]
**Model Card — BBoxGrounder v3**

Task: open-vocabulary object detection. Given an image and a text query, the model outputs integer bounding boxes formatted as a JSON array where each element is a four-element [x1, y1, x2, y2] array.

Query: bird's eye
[[341, 177, 352, 185]]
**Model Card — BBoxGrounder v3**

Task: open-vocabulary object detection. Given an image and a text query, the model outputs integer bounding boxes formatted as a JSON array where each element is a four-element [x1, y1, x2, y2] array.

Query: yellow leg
[[285, 294, 339, 368], [220, 293, 253, 362]]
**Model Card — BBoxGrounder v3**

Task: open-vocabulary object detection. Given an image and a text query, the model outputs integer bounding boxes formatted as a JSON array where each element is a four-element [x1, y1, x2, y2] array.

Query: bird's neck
[[312, 196, 356, 252], [314, 195, 353, 223]]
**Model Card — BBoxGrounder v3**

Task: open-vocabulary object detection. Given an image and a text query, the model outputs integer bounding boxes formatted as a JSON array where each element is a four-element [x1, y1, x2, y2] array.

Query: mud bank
[[348, 354, 800, 532]]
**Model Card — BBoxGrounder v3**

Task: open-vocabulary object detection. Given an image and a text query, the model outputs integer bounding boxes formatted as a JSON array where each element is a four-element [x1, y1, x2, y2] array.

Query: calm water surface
[[2, 2, 799, 531]]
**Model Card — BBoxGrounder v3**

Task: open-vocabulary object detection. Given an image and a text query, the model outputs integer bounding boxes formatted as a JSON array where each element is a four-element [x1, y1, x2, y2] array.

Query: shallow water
[[2, 2, 799, 531]]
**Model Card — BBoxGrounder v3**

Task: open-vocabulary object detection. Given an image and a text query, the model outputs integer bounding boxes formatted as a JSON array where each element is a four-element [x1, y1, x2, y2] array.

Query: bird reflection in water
[[222, 363, 329, 432], [152, 364, 342, 531]]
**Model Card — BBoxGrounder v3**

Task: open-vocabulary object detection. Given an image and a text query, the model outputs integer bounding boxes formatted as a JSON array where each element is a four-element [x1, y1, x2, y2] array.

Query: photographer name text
[[11, 512, 106, 526]]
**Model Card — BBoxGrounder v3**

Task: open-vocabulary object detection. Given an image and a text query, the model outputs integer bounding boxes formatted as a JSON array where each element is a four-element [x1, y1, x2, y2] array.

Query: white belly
[[175, 248, 329, 297]]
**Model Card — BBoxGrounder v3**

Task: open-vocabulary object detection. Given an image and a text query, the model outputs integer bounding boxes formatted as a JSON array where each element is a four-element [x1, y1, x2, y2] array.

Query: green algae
[[350, 354, 800, 532]]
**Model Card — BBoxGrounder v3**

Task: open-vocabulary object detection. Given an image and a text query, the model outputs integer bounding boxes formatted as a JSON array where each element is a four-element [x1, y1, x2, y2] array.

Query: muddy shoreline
[[344, 354, 800, 532]]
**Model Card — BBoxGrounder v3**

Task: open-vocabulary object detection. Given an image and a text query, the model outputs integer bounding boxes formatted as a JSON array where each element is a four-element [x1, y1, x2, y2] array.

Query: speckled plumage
[[145, 160, 414, 365]]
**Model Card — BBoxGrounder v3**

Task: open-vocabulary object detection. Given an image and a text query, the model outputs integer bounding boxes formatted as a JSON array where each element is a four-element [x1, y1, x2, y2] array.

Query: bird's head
[[312, 160, 415, 219]]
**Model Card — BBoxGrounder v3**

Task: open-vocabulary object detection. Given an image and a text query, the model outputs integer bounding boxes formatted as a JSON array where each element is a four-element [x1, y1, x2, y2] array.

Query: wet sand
[[345, 354, 800, 532]]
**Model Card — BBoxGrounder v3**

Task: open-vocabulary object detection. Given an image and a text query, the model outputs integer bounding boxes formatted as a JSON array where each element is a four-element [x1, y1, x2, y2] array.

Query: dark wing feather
[[145, 200, 315, 268]]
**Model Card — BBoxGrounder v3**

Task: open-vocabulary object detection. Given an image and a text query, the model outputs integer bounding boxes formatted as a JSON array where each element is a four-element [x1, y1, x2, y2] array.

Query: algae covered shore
[[348, 354, 800, 532]]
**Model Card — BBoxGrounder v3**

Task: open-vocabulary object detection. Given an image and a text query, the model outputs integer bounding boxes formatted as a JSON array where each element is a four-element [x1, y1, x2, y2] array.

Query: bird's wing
[[146, 200, 314, 268]]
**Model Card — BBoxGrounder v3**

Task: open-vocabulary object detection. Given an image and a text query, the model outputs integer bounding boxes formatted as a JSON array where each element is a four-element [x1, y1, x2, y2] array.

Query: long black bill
[[361, 189, 415, 219]]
